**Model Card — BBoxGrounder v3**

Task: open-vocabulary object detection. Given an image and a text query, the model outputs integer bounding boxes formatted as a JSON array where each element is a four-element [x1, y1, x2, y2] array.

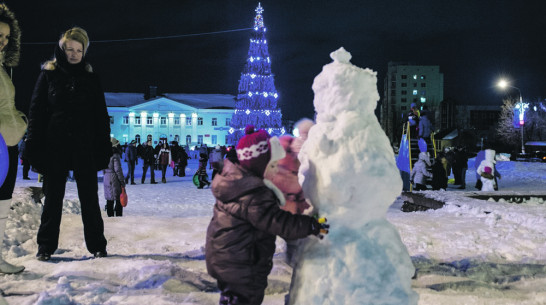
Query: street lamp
[[497, 79, 526, 154]]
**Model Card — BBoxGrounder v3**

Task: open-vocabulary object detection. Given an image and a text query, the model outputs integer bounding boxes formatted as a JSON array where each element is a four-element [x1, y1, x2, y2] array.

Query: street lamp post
[[497, 80, 526, 154]]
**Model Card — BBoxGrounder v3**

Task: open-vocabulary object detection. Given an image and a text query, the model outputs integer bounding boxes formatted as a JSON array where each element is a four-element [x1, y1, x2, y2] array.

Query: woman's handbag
[[120, 187, 128, 207]]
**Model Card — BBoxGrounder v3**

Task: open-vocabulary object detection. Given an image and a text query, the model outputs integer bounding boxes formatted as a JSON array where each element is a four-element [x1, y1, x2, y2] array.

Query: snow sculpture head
[[299, 47, 402, 225], [312, 47, 379, 123]]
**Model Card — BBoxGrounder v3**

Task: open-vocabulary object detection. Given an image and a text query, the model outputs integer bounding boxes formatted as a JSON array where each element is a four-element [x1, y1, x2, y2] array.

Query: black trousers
[[0, 145, 18, 200], [142, 163, 155, 183], [125, 160, 135, 183], [22, 158, 31, 178], [37, 160, 107, 255], [218, 280, 265, 305], [106, 199, 122, 217]]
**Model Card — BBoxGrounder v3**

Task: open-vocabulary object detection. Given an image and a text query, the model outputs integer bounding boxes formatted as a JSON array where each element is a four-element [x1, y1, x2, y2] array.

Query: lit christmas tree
[[228, 2, 285, 143]]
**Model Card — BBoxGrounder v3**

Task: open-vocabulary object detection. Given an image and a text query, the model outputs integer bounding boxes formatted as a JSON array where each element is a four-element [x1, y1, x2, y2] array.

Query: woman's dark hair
[[0, 4, 21, 67]]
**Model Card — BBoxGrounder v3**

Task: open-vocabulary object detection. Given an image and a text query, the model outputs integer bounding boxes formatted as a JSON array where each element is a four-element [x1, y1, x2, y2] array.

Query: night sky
[[6, 0, 546, 121]]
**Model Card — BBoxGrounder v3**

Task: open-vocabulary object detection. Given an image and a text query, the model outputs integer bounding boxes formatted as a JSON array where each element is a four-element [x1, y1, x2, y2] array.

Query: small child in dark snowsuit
[[197, 153, 210, 189]]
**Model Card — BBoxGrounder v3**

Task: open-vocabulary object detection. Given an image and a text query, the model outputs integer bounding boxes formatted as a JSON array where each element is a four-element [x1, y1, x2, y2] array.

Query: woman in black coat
[[26, 27, 111, 261]]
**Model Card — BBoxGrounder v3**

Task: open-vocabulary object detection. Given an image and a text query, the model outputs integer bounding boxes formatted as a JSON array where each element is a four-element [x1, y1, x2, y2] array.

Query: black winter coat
[[26, 46, 111, 174], [206, 160, 316, 288]]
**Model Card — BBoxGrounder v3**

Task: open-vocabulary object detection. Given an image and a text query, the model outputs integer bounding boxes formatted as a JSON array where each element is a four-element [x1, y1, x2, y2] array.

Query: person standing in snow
[[18, 136, 31, 180], [431, 153, 448, 191], [103, 138, 125, 217], [0, 3, 26, 274], [209, 145, 223, 180], [196, 153, 210, 189], [157, 141, 171, 183], [26, 27, 111, 261], [141, 140, 157, 184], [476, 149, 501, 191], [453, 146, 469, 189], [124, 140, 137, 185], [206, 126, 328, 305], [410, 151, 432, 191]]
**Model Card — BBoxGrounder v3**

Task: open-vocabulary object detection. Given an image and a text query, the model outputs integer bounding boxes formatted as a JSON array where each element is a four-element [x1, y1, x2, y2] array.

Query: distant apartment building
[[105, 92, 235, 147], [380, 62, 444, 144]]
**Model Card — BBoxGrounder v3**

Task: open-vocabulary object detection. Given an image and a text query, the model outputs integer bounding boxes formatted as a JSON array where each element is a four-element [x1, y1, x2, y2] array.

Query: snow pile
[[290, 47, 418, 304]]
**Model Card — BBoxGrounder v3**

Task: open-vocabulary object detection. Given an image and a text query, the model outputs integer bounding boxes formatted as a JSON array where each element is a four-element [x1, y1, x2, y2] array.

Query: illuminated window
[[212, 118, 218, 126], [198, 117, 203, 126], [420, 97, 427, 103], [413, 75, 417, 80], [420, 75, 426, 80], [122, 116, 129, 125], [186, 117, 192, 126], [413, 90, 418, 95]]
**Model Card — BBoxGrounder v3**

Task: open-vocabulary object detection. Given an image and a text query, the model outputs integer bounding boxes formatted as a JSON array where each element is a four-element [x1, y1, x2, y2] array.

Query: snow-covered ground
[[1, 157, 545, 304]]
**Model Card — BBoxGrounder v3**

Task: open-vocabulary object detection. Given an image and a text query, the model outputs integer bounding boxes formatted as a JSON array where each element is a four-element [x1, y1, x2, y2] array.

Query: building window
[[401, 106, 407, 110], [413, 98, 418, 103], [174, 117, 180, 125], [197, 135, 203, 145], [401, 83, 407, 87], [420, 97, 427, 103], [421, 90, 426, 95], [421, 83, 426, 87], [122, 116, 129, 125], [401, 90, 407, 95], [225, 118, 231, 126], [110, 116, 114, 124], [135, 116, 141, 125], [212, 135, 217, 144], [413, 75, 417, 80], [225, 135, 229, 145], [401, 98, 407, 103], [186, 135, 191, 145], [391, 89, 396, 96], [420, 75, 426, 80], [135, 134, 141, 144], [147, 134, 153, 142], [160, 117, 167, 125], [212, 118, 217, 126], [186, 117, 192, 126], [198, 117, 203, 126], [413, 90, 418, 95], [413, 83, 417, 88], [391, 81, 396, 88], [401, 75, 407, 79], [174, 135, 179, 142], [146, 116, 153, 125]]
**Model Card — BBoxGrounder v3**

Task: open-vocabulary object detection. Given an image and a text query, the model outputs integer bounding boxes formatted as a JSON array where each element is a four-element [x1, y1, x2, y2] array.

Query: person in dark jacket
[[196, 153, 210, 189], [26, 27, 111, 261], [103, 138, 125, 217], [141, 140, 157, 184], [18, 136, 31, 180], [157, 141, 171, 183], [431, 153, 448, 191], [206, 126, 327, 305], [124, 140, 137, 185], [453, 146, 469, 189], [177, 145, 190, 177]]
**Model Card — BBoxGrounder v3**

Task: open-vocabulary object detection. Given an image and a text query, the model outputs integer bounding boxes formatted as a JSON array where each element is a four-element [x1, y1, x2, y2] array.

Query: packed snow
[[289, 47, 417, 305], [1, 154, 545, 304]]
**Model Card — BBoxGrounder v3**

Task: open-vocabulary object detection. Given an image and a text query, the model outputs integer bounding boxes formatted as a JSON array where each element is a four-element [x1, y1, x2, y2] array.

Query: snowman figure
[[289, 47, 418, 305]]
